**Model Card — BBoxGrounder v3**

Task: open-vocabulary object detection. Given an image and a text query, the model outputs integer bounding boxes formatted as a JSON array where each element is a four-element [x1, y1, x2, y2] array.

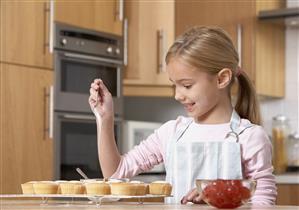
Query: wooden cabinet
[[175, 0, 285, 97], [123, 0, 175, 97], [55, 0, 122, 35], [276, 184, 299, 205], [0, 64, 54, 194], [0, 0, 53, 69]]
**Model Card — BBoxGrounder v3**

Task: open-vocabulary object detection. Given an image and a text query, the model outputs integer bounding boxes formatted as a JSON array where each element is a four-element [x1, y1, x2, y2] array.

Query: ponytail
[[235, 71, 261, 125]]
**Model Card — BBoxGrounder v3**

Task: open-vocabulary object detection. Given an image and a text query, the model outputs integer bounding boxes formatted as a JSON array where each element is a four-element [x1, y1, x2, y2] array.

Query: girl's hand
[[89, 79, 114, 120], [181, 188, 204, 204]]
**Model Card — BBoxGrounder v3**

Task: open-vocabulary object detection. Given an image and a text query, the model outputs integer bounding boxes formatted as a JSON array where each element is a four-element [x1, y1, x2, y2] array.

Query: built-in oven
[[54, 112, 123, 180], [54, 22, 123, 116], [53, 22, 124, 180]]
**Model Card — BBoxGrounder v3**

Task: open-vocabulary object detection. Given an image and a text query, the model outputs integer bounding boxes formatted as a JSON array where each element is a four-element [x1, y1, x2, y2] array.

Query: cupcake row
[[21, 180, 172, 196]]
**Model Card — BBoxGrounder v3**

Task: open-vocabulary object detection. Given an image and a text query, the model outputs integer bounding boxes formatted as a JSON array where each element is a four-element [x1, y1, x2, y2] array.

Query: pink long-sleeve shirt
[[111, 116, 277, 205]]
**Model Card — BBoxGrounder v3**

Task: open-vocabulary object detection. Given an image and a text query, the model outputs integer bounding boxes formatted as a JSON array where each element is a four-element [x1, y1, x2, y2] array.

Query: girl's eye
[[183, 85, 192, 89]]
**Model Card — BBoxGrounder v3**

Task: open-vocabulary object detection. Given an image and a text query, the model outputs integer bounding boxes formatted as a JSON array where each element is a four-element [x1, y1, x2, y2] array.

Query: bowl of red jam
[[195, 179, 256, 209]]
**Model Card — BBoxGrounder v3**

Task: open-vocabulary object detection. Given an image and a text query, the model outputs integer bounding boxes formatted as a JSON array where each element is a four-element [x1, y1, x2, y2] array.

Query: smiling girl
[[89, 26, 276, 205]]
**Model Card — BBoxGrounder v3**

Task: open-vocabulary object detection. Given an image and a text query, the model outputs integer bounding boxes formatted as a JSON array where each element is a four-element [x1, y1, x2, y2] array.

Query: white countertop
[[275, 172, 299, 184]]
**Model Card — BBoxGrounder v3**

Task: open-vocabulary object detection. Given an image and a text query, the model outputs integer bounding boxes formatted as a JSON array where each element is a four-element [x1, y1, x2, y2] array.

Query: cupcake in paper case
[[149, 181, 172, 196], [110, 182, 147, 196], [85, 181, 111, 195], [33, 181, 58, 194], [21, 181, 37, 194], [54, 180, 68, 194], [59, 181, 85, 194]]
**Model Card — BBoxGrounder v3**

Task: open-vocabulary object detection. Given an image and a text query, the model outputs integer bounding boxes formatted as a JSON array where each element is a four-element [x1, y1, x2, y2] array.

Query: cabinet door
[[0, 0, 53, 69], [123, 0, 174, 95], [55, 0, 122, 35], [0, 64, 54, 194], [277, 184, 299, 205]]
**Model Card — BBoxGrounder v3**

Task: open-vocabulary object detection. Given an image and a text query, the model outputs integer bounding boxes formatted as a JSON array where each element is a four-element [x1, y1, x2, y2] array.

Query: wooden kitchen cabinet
[[0, 0, 53, 69], [123, 0, 175, 97], [276, 184, 299, 205], [175, 0, 285, 97], [0, 63, 54, 194], [55, 0, 122, 35]]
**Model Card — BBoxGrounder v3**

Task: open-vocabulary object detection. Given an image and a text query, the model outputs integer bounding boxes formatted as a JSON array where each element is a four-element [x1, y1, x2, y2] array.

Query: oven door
[[54, 112, 122, 180], [54, 51, 123, 116]]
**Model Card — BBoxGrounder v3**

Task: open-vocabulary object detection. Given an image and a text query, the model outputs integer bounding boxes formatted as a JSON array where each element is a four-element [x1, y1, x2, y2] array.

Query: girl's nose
[[174, 89, 184, 102]]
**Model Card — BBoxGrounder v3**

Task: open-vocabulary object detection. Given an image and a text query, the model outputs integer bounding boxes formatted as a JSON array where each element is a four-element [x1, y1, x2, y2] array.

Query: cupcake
[[59, 181, 85, 194], [54, 180, 68, 194], [110, 182, 147, 196], [85, 181, 111, 195], [21, 181, 37, 194], [149, 181, 172, 196], [33, 181, 58, 194]]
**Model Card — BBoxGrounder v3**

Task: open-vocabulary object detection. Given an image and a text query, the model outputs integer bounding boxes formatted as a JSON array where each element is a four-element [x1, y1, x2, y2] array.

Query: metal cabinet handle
[[237, 24, 242, 67], [45, 0, 54, 53], [158, 29, 166, 73], [124, 18, 128, 66], [118, 0, 124, 21], [44, 86, 54, 139]]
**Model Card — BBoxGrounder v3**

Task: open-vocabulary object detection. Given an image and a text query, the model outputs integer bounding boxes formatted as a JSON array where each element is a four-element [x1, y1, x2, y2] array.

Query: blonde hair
[[166, 26, 261, 125]]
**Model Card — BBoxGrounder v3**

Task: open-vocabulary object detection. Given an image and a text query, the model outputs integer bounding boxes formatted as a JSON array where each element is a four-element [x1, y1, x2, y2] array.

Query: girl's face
[[167, 58, 222, 123]]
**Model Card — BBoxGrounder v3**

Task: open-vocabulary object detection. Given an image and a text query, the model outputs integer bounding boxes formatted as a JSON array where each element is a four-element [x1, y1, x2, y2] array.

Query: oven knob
[[61, 38, 67, 46], [106, 46, 113, 54], [115, 48, 120, 55]]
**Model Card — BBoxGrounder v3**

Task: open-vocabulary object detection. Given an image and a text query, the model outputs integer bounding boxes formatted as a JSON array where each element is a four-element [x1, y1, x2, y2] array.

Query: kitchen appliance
[[122, 121, 165, 174], [53, 22, 123, 180], [54, 22, 123, 116], [54, 112, 122, 180], [259, 7, 299, 27]]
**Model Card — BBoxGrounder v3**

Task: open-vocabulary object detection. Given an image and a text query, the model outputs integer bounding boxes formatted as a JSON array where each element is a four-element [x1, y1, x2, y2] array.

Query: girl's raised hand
[[89, 79, 114, 120]]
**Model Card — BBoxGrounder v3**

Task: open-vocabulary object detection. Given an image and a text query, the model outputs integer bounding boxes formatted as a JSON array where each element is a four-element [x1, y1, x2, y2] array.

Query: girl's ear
[[217, 68, 232, 89]]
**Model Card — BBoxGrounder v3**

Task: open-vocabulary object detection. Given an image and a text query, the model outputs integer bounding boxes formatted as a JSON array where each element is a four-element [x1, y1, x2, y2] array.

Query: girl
[[89, 26, 276, 205]]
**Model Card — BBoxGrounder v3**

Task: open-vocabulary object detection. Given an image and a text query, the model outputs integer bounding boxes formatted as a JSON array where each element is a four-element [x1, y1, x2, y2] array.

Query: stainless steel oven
[[53, 22, 124, 180], [54, 22, 123, 116], [54, 112, 123, 180]]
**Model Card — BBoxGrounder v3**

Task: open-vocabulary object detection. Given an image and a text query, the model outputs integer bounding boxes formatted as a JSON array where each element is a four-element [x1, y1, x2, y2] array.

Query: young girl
[[89, 26, 276, 205]]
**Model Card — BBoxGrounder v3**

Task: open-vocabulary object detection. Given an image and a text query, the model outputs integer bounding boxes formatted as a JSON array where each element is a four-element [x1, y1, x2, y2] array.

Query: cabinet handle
[[44, 86, 54, 139], [124, 18, 128, 66], [45, 0, 54, 53], [157, 29, 166, 73], [118, 0, 124, 21], [237, 24, 242, 67]]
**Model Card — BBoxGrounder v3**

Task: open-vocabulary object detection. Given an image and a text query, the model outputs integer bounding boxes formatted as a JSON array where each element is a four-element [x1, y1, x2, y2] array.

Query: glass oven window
[[61, 60, 117, 96], [61, 121, 102, 180], [59, 119, 120, 180]]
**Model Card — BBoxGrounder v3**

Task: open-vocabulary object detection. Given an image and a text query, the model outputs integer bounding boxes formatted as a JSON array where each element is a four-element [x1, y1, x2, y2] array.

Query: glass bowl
[[195, 179, 256, 209]]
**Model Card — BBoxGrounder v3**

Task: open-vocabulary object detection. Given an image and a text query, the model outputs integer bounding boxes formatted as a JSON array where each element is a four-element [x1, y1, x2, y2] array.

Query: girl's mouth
[[184, 103, 195, 112]]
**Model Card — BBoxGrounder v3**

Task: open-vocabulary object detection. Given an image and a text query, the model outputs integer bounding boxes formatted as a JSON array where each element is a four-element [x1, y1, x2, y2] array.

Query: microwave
[[122, 121, 165, 174]]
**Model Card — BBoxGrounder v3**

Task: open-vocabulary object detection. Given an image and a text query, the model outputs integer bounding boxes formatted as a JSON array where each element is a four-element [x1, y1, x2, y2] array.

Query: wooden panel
[[0, 63, 54, 194], [124, 0, 174, 87], [276, 184, 299, 205], [0, 0, 53, 68], [123, 85, 174, 97], [255, 1, 285, 97], [55, 0, 122, 35]]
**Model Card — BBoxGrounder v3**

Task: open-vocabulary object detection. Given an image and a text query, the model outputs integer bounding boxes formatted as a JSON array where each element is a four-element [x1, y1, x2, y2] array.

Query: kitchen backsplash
[[124, 24, 299, 137]]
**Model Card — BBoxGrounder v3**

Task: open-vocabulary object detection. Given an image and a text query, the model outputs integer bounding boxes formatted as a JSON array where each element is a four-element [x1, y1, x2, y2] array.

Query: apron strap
[[226, 110, 254, 142]]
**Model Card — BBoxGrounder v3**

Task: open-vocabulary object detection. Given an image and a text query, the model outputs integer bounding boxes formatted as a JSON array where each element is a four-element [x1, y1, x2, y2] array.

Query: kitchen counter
[[275, 172, 299, 184], [0, 200, 299, 210]]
